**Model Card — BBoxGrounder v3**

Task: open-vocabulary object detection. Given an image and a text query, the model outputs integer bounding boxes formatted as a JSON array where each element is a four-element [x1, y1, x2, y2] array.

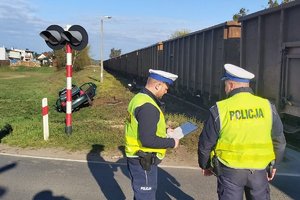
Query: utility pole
[[100, 16, 112, 82]]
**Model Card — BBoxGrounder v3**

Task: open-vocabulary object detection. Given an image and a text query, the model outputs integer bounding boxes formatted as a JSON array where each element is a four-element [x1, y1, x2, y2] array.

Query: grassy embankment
[[0, 66, 203, 154]]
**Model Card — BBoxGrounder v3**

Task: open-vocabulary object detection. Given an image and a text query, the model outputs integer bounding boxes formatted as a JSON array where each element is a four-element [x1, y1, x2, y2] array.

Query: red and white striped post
[[42, 98, 49, 140], [65, 43, 73, 135]]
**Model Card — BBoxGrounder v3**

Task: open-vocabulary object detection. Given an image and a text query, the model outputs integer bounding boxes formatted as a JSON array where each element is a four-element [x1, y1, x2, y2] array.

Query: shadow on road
[[156, 168, 194, 200], [157, 169, 194, 200], [0, 162, 17, 173], [0, 187, 5, 198], [0, 162, 17, 198], [32, 190, 70, 200], [87, 144, 126, 200], [111, 146, 129, 178]]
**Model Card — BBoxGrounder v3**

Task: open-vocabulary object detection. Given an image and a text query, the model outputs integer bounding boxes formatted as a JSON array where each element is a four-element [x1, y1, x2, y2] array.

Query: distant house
[[8, 48, 34, 62], [37, 53, 47, 60], [37, 52, 53, 66], [24, 49, 34, 61], [0, 46, 37, 66]]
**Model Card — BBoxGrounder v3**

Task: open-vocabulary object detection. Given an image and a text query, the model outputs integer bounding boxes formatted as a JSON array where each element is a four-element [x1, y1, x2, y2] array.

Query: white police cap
[[149, 69, 178, 85], [221, 64, 255, 82]]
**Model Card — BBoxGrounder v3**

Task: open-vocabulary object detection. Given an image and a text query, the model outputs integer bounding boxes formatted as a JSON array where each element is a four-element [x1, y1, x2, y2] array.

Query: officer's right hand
[[173, 138, 179, 148]]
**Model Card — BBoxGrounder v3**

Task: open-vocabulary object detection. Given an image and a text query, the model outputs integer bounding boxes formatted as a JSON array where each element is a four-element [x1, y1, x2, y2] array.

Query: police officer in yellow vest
[[125, 69, 180, 200], [198, 64, 286, 200]]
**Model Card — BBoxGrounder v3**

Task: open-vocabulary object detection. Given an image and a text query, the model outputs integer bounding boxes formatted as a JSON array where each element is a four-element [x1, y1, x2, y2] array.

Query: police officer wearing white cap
[[125, 69, 180, 200], [198, 64, 286, 200]]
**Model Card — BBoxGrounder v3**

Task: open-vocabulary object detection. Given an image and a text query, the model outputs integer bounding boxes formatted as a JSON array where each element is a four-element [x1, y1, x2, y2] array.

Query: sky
[[0, 0, 271, 60]]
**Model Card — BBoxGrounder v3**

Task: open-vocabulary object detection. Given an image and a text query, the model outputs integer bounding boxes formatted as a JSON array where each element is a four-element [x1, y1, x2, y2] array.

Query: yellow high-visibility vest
[[125, 93, 167, 160], [213, 92, 275, 169]]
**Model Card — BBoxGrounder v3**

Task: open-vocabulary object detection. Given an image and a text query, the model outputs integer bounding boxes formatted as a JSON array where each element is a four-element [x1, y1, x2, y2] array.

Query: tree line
[[233, 0, 294, 21]]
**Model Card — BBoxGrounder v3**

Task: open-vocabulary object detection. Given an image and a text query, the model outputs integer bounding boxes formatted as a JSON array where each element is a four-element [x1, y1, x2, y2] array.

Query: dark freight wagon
[[137, 42, 164, 80], [162, 21, 240, 106], [239, 1, 300, 133]]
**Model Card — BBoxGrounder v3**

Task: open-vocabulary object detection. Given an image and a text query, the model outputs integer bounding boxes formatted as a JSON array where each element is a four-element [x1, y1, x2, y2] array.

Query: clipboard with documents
[[167, 121, 198, 139]]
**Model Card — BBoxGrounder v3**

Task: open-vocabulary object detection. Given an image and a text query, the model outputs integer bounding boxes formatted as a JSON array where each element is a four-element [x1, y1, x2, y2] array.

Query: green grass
[[0, 66, 203, 153]]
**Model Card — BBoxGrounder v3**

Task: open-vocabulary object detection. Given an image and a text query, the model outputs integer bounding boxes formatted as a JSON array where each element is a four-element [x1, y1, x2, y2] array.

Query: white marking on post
[[67, 77, 72, 89], [66, 101, 72, 114], [67, 53, 72, 65]]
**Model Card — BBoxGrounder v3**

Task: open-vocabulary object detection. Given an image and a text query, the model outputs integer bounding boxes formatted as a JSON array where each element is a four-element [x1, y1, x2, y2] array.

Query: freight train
[[104, 1, 300, 134]]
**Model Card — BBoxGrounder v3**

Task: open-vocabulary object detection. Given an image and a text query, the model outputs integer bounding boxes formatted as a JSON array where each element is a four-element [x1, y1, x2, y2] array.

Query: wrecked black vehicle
[[56, 82, 97, 112]]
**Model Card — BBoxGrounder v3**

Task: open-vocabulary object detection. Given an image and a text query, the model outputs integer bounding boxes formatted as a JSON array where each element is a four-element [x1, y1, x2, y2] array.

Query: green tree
[[267, 0, 293, 8], [53, 45, 91, 71], [233, 8, 249, 21], [72, 45, 91, 71], [268, 0, 279, 8], [53, 48, 65, 70], [109, 48, 121, 58], [169, 29, 190, 39], [232, 0, 293, 21]]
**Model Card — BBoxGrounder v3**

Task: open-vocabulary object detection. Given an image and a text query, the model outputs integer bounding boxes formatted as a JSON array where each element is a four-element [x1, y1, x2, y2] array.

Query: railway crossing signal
[[61, 25, 88, 50], [40, 24, 88, 135], [40, 24, 88, 50]]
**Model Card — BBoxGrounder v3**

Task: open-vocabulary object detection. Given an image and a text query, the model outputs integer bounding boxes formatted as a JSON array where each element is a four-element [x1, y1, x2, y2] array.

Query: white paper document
[[168, 122, 198, 139]]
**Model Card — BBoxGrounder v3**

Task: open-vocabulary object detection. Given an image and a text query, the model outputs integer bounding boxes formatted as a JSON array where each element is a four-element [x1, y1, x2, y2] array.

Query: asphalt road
[[0, 148, 299, 200]]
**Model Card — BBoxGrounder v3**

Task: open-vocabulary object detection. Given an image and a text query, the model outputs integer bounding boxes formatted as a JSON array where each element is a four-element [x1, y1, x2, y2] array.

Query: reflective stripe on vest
[[214, 92, 275, 169], [125, 93, 166, 159]]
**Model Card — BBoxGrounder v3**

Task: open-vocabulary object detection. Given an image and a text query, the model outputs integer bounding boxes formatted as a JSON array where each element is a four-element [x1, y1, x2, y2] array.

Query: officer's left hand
[[200, 168, 213, 176], [167, 127, 174, 136], [267, 168, 276, 181]]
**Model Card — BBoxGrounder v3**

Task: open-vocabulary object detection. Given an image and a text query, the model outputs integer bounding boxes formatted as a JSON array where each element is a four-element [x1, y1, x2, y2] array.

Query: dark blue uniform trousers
[[127, 158, 158, 200], [217, 164, 270, 200]]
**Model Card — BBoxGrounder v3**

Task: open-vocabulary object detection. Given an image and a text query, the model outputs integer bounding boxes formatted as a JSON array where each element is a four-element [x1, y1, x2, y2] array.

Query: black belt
[[128, 151, 161, 170]]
